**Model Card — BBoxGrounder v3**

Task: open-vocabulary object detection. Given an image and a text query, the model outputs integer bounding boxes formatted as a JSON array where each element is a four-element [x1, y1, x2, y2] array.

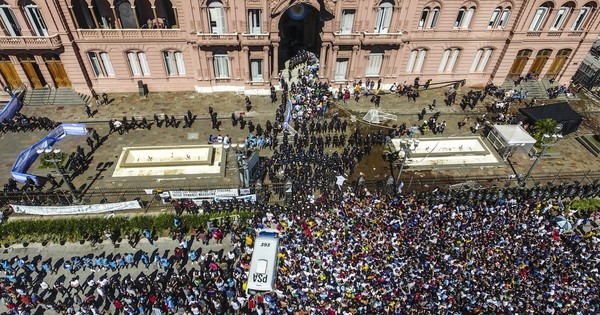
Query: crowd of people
[[1, 186, 599, 314]]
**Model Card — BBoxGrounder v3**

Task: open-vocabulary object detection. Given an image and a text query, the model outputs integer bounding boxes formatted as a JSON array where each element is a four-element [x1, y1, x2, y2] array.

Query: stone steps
[[24, 88, 91, 107]]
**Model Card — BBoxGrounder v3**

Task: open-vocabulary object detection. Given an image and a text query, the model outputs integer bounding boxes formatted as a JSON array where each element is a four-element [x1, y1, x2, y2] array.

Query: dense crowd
[[1, 189, 599, 314]]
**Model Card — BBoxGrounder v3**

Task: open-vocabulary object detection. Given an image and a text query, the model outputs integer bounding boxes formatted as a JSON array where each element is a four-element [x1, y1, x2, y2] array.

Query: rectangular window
[[488, 9, 500, 28], [127, 52, 141, 76], [415, 50, 426, 72], [439, 50, 451, 72], [138, 52, 150, 76], [428, 9, 440, 29], [340, 9, 355, 34], [571, 7, 589, 30], [164, 51, 176, 76], [446, 50, 460, 72], [478, 49, 492, 72], [214, 55, 230, 78], [455, 9, 465, 28], [175, 52, 186, 75], [406, 50, 417, 72], [374, 6, 392, 33], [250, 59, 263, 82], [335, 58, 349, 81], [498, 9, 511, 28], [100, 52, 114, 76], [419, 9, 429, 29], [163, 51, 185, 76], [470, 49, 483, 72], [550, 7, 570, 30], [248, 9, 261, 34], [461, 8, 474, 28], [366, 53, 383, 76], [208, 7, 226, 34], [0, 6, 21, 36], [529, 8, 547, 31], [25, 6, 48, 36], [89, 52, 104, 77]]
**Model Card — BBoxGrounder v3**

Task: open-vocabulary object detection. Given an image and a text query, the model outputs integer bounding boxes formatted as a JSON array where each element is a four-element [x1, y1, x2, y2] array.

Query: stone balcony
[[239, 33, 270, 46], [332, 32, 362, 46], [196, 33, 239, 46], [0, 34, 62, 50], [361, 32, 403, 45], [75, 28, 182, 40]]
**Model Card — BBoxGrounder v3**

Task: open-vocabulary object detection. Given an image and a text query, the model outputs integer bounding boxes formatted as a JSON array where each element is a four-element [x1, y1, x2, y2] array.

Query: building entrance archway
[[18, 54, 46, 89], [278, 3, 323, 69]]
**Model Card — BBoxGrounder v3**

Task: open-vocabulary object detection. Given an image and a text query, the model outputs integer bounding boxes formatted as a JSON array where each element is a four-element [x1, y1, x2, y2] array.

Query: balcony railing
[[240, 33, 270, 46], [362, 32, 403, 45], [0, 34, 62, 49], [524, 30, 584, 38], [332, 32, 362, 45], [196, 33, 239, 46], [76, 28, 182, 39]]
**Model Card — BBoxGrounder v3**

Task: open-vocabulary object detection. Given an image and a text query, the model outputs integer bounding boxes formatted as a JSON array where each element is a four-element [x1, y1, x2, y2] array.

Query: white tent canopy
[[487, 124, 536, 160]]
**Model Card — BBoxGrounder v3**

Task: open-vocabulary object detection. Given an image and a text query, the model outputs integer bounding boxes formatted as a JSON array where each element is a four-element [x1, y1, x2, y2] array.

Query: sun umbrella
[[555, 215, 573, 231]]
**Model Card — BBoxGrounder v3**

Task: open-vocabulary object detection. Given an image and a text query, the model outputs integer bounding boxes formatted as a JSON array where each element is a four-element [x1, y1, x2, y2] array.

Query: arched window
[[0, 1, 21, 36], [88, 51, 114, 78], [571, 2, 596, 30], [419, 6, 440, 29], [529, 2, 554, 31], [374, 0, 394, 33], [23, 0, 48, 36], [550, 2, 575, 31], [407, 49, 427, 73], [208, 1, 226, 34], [470, 48, 493, 72], [439, 48, 461, 72], [489, 7, 511, 29], [126, 51, 150, 77], [163, 50, 186, 76], [455, 6, 475, 29]]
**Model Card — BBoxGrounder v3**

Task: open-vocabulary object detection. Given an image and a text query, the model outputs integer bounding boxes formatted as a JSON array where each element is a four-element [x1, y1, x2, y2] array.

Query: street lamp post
[[519, 124, 563, 187], [38, 147, 80, 203]]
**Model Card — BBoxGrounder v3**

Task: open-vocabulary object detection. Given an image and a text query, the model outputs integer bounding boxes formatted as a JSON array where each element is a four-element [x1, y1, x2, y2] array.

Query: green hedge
[[568, 198, 600, 217], [0, 211, 253, 245]]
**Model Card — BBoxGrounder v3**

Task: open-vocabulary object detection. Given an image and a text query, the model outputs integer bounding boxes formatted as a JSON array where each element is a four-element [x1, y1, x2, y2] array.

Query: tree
[[533, 118, 557, 147]]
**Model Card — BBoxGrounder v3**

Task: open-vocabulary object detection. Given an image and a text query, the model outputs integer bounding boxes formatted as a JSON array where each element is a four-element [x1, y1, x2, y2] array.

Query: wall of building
[[0, 0, 599, 96]]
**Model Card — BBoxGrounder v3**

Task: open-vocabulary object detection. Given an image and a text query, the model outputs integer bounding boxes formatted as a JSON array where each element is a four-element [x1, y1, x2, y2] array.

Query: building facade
[[0, 0, 599, 96]]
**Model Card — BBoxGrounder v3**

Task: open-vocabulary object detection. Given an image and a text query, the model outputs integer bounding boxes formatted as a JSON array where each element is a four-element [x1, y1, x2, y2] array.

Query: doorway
[[278, 3, 323, 69], [508, 49, 532, 79], [44, 54, 72, 88], [545, 49, 572, 80], [528, 49, 552, 77], [0, 54, 22, 89], [18, 54, 46, 89]]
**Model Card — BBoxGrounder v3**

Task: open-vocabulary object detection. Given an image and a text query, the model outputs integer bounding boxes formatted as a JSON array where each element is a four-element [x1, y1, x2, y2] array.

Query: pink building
[[0, 0, 599, 97]]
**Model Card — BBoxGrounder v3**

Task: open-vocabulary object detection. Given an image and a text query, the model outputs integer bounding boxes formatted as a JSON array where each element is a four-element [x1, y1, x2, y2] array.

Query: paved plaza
[[1, 84, 600, 194]]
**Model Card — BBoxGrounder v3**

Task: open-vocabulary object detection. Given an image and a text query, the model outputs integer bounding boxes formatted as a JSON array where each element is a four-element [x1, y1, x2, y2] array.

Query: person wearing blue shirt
[[140, 253, 150, 268]]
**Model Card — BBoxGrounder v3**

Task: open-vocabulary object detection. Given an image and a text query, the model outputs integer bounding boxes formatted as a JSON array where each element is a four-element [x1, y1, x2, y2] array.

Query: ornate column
[[110, 6, 121, 29], [88, 6, 100, 28], [319, 44, 328, 71], [151, 6, 158, 28], [263, 46, 270, 82], [242, 47, 250, 82], [348, 45, 360, 80], [68, 6, 80, 29], [131, 5, 140, 28], [271, 43, 279, 81], [330, 46, 339, 80], [191, 45, 203, 80]]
